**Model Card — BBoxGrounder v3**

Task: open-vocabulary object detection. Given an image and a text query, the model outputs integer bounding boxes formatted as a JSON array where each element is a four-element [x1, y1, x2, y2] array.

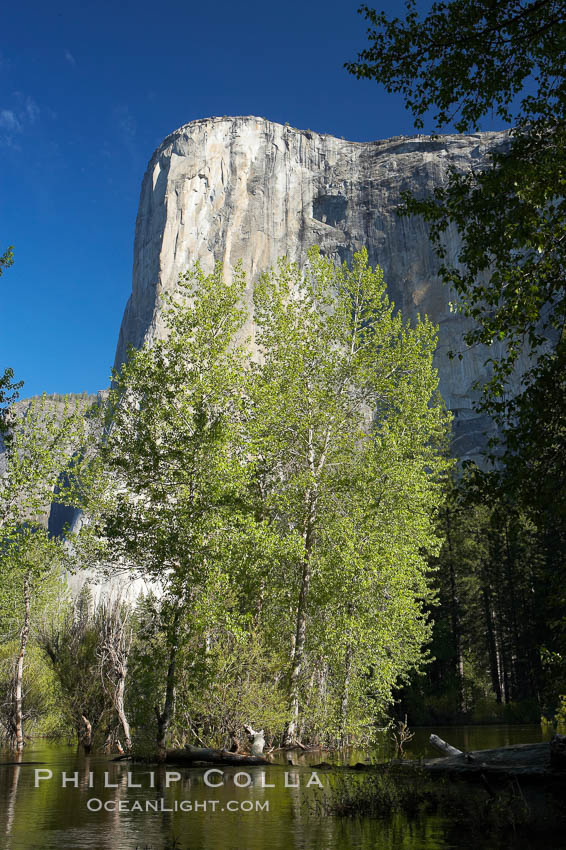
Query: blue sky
[[1, 0, 507, 398]]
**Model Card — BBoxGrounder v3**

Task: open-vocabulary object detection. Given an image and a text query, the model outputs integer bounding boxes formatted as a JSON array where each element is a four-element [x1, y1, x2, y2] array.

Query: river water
[[0, 725, 559, 850]]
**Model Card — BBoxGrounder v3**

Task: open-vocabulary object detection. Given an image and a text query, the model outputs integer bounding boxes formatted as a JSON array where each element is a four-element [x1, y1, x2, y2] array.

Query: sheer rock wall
[[115, 116, 515, 458]]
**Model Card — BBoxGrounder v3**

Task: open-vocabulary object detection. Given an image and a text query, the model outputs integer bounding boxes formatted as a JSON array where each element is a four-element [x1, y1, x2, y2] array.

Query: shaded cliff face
[[115, 116, 512, 458], [0, 393, 104, 536]]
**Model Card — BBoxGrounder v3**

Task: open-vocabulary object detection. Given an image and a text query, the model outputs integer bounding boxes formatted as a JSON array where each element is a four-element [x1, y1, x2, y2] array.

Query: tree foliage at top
[[0, 394, 93, 749], [0, 245, 13, 277], [0, 369, 22, 440], [0, 247, 22, 436], [348, 0, 565, 132], [347, 0, 566, 403]]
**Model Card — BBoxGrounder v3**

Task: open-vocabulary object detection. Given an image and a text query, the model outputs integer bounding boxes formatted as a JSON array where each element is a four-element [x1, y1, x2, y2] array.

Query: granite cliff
[[115, 116, 512, 458]]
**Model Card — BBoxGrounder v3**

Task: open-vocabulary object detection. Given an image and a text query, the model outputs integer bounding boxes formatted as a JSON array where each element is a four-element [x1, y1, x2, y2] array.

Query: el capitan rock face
[[115, 116, 513, 459]]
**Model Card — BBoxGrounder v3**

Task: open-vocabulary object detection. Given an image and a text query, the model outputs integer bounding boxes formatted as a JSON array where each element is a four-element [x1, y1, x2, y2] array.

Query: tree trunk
[[495, 600, 511, 704], [12, 571, 31, 752], [504, 524, 522, 700], [101, 599, 133, 752], [115, 673, 132, 751], [284, 490, 316, 745], [445, 511, 464, 711], [340, 662, 352, 745], [155, 607, 180, 759], [483, 586, 502, 704], [80, 714, 92, 754], [284, 555, 311, 744], [340, 610, 354, 744]]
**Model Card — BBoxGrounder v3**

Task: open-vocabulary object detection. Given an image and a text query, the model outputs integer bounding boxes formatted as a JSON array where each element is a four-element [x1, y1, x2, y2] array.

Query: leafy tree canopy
[[88, 250, 451, 746], [0, 245, 13, 277], [347, 0, 566, 405], [347, 1, 565, 132]]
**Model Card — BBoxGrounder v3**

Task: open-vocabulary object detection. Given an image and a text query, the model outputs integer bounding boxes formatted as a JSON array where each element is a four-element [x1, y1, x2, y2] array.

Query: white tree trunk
[[13, 572, 31, 752]]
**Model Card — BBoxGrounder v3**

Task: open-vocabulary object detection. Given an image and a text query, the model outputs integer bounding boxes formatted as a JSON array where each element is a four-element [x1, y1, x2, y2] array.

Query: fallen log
[[429, 734, 463, 757], [422, 742, 566, 782], [165, 746, 270, 766]]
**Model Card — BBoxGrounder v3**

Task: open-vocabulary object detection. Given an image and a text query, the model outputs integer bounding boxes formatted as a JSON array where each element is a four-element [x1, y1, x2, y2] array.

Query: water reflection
[[0, 725, 555, 850], [4, 751, 22, 845]]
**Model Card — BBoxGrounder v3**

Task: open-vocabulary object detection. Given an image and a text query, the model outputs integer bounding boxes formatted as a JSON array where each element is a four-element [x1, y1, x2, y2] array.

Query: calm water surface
[[0, 725, 558, 850]]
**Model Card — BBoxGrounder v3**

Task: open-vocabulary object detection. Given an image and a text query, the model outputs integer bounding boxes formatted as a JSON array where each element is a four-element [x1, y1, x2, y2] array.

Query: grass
[[312, 765, 535, 838]]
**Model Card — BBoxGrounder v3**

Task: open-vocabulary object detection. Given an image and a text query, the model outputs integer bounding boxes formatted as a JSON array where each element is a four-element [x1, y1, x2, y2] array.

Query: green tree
[[0, 529, 66, 750], [248, 247, 451, 742], [348, 0, 566, 717], [90, 261, 254, 756], [41, 591, 134, 752], [0, 643, 64, 742], [90, 249, 450, 750], [0, 395, 89, 750], [1, 395, 89, 538], [0, 369, 22, 440], [400, 478, 545, 724]]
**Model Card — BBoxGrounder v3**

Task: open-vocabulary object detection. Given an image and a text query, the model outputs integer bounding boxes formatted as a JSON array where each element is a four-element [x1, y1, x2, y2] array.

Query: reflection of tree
[[102, 768, 128, 850], [3, 752, 22, 845]]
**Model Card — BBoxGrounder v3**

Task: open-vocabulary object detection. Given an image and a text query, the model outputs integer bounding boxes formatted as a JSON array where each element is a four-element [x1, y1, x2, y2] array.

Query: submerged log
[[166, 746, 270, 766], [307, 741, 566, 783], [423, 742, 566, 781]]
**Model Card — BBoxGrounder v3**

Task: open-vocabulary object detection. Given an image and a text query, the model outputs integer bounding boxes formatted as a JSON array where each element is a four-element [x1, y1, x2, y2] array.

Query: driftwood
[[429, 734, 463, 757], [243, 725, 266, 756], [166, 745, 270, 766]]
